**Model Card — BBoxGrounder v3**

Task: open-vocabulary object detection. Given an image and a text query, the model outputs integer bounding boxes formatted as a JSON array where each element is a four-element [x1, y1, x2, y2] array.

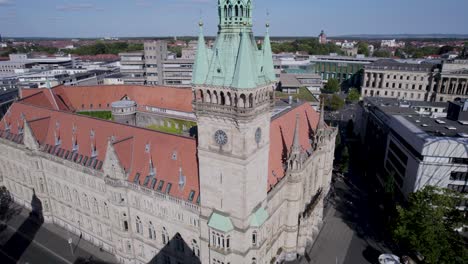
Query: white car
[[378, 254, 401, 264]]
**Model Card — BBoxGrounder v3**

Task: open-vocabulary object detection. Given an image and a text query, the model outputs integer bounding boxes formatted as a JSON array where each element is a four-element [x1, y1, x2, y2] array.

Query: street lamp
[[68, 237, 73, 256]]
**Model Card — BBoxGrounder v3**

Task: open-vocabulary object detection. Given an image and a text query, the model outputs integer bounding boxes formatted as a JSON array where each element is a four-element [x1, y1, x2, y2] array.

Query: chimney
[[463, 100, 468, 111], [288, 95, 293, 105]]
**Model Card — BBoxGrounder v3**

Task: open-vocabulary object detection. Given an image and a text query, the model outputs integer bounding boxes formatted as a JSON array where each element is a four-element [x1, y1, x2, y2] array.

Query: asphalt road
[[0, 205, 116, 264]]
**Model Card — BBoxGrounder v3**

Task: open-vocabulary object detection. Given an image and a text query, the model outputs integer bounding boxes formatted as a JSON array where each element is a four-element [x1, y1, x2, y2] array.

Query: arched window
[[192, 239, 200, 257], [93, 198, 99, 214], [224, 6, 228, 18], [239, 94, 246, 108], [82, 194, 89, 209], [226, 235, 230, 249], [65, 186, 71, 202], [252, 231, 257, 245], [136, 216, 143, 234], [220, 91, 226, 105], [226, 92, 232, 106], [103, 202, 109, 218], [206, 90, 212, 103], [235, 5, 239, 17], [212, 91, 218, 104], [228, 5, 233, 17], [240, 5, 244, 17], [198, 89, 204, 103], [148, 221, 156, 240], [70, 189, 77, 205], [162, 227, 169, 244], [252, 257, 257, 264], [39, 178, 45, 193], [249, 93, 254, 108]]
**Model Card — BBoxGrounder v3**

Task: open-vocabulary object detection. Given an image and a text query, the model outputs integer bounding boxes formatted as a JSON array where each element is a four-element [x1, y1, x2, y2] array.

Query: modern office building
[[144, 41, 168, 85], [0, 54, 74, 76], [0, 1, 337, 263], [356, 97, 468, 201], [119, 51, 146, 85], [119, 41, 194, 87], [309, 55, 378, 85]]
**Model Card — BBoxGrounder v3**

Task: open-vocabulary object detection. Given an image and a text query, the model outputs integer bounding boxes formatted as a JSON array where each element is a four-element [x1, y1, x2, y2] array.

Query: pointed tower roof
[[231, 31, 258, 89], [291, 113, 301, 154], [192, 21, 209, 85], [262, 23, 275, 83]]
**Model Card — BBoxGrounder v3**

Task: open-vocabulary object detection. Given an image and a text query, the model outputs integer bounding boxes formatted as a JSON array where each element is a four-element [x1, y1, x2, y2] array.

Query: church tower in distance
[[192, 0, 277, 262]]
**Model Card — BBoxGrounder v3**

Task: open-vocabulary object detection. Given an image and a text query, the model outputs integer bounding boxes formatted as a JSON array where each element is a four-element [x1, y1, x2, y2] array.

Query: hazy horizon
[[1, 0, 468, 38]]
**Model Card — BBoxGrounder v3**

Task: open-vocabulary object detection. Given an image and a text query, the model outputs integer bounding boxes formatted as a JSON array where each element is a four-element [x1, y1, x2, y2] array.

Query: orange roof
[[0, 102, 199, 203], [52, 85, 193, 113], [268, 103, 320, 190], [2, 96, 322, 200]]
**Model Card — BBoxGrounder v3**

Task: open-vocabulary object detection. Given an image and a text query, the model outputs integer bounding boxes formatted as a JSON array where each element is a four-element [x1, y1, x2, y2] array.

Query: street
[[0, 204, 116, 264]]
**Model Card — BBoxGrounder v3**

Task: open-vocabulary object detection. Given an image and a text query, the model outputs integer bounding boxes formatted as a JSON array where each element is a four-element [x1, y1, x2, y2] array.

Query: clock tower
[[192, 0, 276, 262]]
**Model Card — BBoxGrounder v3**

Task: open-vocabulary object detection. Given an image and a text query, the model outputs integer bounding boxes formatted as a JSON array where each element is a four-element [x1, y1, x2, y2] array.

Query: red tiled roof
[[0, 102, 199, 203], [268, 103, 320, 191], [52, 85, 194, 113], [20, 91, 56, 110]]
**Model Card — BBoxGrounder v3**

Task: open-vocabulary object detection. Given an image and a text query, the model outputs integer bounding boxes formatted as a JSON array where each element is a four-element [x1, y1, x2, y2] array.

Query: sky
[[0, 0, 468, 38]]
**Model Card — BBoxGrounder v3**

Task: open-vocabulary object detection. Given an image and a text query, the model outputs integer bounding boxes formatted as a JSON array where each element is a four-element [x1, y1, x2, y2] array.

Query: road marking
[[2, 224, 72, 264]]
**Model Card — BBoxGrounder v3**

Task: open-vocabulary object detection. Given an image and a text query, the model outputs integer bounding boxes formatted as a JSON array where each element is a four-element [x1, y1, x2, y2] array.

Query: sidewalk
[[1, 205, 117, 264]]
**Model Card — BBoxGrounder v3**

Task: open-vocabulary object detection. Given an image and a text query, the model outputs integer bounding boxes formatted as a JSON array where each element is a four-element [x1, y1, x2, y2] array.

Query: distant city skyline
[[1, 0, 468, 38]]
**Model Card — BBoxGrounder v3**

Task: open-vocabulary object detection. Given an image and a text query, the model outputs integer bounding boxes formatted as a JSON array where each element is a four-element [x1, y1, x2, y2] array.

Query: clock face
[[255, 127, 262, 144], [214, 130, 228, 146]]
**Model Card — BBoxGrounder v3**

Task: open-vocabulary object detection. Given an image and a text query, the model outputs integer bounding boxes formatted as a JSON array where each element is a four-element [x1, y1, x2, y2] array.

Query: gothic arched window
[[136, 216, 143, 234], [192, 239, 200, 256], [148, 221, 155, 240], [162, 227, 169, 244]]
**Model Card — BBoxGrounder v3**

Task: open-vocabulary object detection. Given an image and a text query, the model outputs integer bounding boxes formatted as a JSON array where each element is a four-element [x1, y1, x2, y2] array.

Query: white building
[[357, 97, 468, 202]]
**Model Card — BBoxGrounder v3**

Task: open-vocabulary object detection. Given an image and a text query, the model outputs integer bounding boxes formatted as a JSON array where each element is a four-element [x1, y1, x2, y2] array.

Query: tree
[[373, 49, 392, 58], [357, 42, 369, 56], [323, 78, 340, 93], [392, 186, 468, 264], [439, 45, 455, 55], [0, 186, 12, 223], [346, 88, 360, 103], [326, 94, 345, 111], [339, 146, 349, 173]]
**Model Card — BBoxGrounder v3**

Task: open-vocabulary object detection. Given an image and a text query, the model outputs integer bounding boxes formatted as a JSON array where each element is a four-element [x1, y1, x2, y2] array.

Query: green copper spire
[[192, 0, 275, 89], [262, 23, 275, 83], [192, 20, 209, 85], [232, 31, 258, 89]]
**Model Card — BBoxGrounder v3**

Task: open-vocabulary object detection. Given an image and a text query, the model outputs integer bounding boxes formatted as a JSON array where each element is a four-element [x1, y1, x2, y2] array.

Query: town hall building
[[0, 1, 337, 263]]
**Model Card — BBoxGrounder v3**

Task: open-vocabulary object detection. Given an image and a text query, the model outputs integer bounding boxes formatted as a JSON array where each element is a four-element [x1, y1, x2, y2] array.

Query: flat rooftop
[[365, 97, 468, 138], [401, 115, 468, 138]]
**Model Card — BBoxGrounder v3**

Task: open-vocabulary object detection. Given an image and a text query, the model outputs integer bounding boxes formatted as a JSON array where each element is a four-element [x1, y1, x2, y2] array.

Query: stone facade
[[361, 59, 437, 101], [362, 59, 468, 102], [0, 1, 337, 263]]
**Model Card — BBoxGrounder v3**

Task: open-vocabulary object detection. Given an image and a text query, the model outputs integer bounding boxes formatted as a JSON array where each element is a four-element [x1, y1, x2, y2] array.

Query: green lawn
[[275, 87, 318, 102], [146, 118, 197, 136], [77, 111, 113, 120]]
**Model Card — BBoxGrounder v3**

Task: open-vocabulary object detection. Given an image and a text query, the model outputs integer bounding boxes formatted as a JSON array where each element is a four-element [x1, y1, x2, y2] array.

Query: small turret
[[192, 20, 209, 85], [262, 23, 275, 82]]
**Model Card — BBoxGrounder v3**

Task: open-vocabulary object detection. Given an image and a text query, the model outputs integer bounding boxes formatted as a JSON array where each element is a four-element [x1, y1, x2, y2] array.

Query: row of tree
[[271, 39, 344, 55], [64, 42, 144, 55]]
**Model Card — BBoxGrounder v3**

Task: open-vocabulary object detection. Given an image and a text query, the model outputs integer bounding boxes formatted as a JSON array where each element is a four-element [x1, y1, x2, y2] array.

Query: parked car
[[378, 254, 401, 264]]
